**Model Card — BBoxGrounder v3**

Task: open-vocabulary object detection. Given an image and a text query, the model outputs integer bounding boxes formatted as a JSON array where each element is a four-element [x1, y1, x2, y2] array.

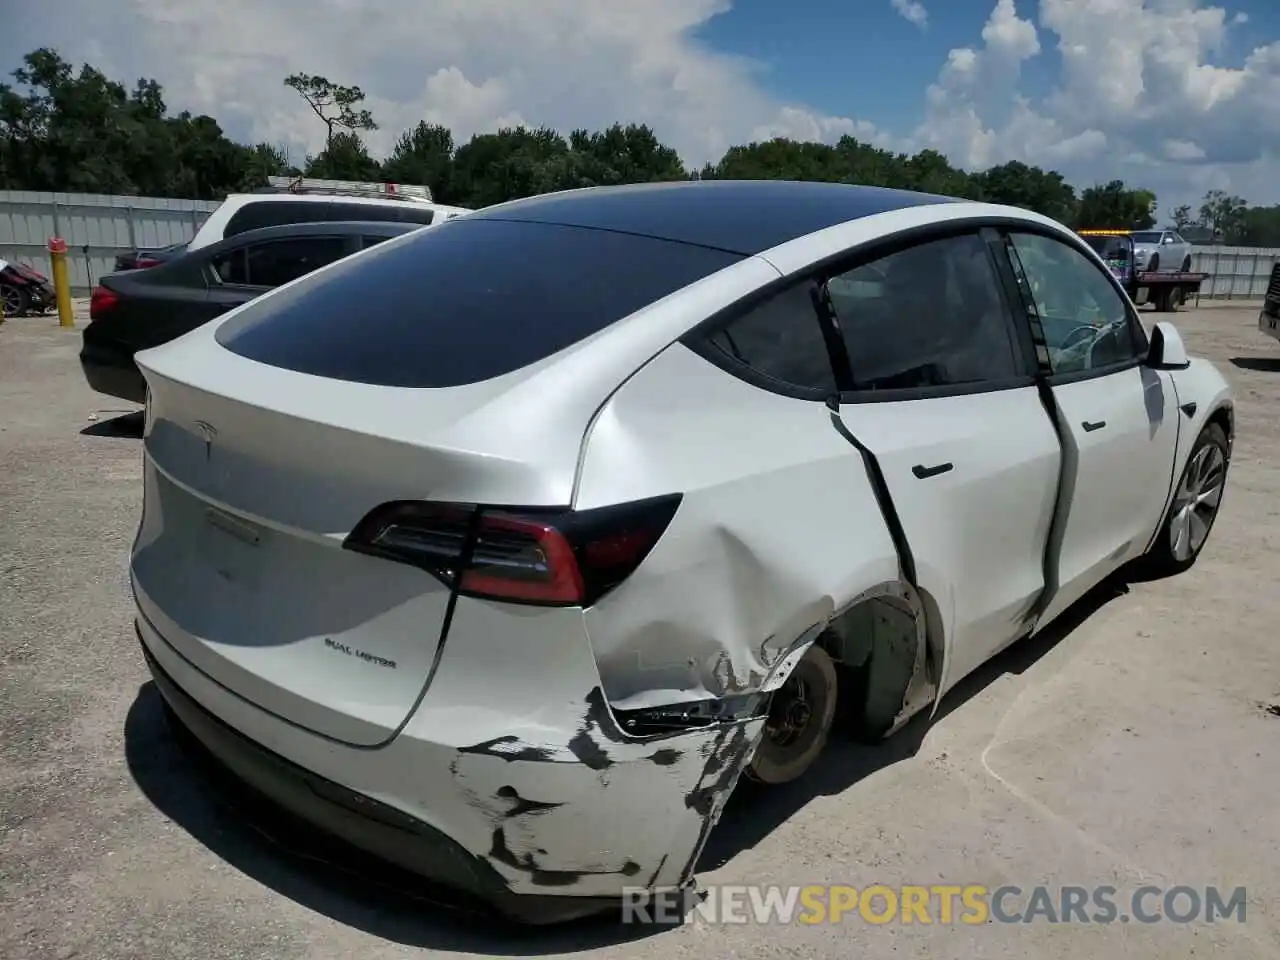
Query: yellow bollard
[[48, 236, 75, 327]]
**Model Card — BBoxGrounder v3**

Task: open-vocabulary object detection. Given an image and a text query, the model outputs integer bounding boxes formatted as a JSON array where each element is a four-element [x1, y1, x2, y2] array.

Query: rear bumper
[[142, 635, 614, 924], [135, 604, 764, 924], [80, 340, 145, 403]]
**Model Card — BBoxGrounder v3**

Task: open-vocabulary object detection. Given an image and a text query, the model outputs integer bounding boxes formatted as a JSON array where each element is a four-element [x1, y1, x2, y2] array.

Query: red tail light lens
[[89, 286, 120, 319], [343, 495, 682, 607], [135, 257, 161, 269]]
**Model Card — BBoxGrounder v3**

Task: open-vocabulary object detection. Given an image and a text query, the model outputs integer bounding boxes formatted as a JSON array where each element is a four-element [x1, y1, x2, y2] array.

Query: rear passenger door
[[824, 229, 1063, 694], [205, 235, 354, 317], [1000, 230, 1178, 627]]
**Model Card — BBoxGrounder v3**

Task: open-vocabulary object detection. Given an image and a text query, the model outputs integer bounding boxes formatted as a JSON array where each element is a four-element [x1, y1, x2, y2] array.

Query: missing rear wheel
[[746, 644, 838, 785]]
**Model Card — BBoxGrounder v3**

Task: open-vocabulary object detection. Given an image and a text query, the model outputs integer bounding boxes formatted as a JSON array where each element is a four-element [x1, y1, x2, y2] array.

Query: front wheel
[[1141, 423, 1229, 576], [1148, 254, 1160, 273], [746, 644, 838, 785]]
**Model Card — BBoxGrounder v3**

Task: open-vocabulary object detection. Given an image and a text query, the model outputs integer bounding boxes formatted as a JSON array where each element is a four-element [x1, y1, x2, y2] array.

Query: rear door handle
[[1082, 420, 1107, 432], [912, 462, 954, 479]]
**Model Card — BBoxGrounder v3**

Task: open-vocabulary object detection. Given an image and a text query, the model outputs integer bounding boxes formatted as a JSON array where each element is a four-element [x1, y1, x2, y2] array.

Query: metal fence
[[2, 188, 1278, 299], [1189, 246, 1279, 301], [0, 190, 218, 293]]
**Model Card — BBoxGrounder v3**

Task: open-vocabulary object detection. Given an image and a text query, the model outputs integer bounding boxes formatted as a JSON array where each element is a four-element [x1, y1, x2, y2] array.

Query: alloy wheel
[[1169, 443, 1227, 562], [0, 285, 21, 315]]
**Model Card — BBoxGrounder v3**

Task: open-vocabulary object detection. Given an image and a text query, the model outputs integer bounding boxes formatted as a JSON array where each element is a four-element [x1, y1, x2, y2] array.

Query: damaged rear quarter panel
[[574, 342, 901, 710], [144, 592, 763, 901], [417, 596, 767, 895], [446, 683, 765, 895]]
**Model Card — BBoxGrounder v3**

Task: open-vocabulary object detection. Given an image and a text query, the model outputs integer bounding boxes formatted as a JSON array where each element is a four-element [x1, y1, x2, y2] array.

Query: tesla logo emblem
[[194, 420, 217, 461]]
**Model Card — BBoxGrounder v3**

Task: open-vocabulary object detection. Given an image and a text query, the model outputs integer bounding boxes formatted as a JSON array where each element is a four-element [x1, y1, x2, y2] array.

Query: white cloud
[[912, 0, 1280, 207], [1, 0, 1277, 207], [892, 0, 929, 29], [1164, 138, 1208, 161], [982, 0, 1041, 61], [916, 0, 1042, 169], [2, 0, 876, 171], [750, 107, 895, 149]]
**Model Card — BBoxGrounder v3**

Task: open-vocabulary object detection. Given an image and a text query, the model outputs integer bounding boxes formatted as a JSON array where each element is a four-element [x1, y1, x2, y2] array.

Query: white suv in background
[[187, 192, 470, 252]]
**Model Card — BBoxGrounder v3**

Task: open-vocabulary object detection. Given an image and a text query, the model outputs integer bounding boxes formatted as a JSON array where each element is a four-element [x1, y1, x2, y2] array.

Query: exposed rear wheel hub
[[765, 676, 814, 747], [747, 644, 839, 785]]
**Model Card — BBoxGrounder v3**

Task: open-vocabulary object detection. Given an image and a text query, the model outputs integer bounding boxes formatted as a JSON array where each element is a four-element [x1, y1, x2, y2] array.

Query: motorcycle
[[0, 258, 56, 316]]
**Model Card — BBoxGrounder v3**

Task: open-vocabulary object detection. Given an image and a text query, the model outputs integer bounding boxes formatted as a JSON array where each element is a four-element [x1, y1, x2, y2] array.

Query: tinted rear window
[[224, 200, 436, 238], [224, 201, 329, 237], [329, 202, 434, 226], [215, 218, 743, 387]]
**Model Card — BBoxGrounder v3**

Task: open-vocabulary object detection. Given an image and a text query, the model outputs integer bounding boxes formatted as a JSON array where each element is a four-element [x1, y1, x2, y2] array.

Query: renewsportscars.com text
[[622, 884, 1248, 926]]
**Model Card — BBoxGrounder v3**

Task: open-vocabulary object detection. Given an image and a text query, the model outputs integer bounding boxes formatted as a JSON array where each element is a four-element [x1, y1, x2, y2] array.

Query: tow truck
[[1078, 228, 1208, 313]]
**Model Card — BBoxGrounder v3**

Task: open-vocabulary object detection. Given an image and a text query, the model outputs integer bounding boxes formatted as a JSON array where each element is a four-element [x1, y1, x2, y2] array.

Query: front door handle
[[1082, 419, 1107, 432], [912, 462, 954, 479]]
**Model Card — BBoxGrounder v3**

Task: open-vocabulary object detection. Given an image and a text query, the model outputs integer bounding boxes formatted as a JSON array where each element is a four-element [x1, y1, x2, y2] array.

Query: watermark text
[[622, 884, 1247, 926]]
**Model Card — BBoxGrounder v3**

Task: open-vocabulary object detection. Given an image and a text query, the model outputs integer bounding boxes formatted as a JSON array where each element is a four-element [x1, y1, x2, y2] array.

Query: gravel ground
[[2, 302, 1279, 959]]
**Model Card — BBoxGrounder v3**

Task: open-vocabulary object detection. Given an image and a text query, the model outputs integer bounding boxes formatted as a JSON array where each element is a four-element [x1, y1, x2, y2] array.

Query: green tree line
[[4, 48, 1279, 244]]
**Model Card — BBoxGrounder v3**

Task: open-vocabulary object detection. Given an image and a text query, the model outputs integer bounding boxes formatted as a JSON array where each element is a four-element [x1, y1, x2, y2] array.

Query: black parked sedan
[[81, 220, 420, 403]]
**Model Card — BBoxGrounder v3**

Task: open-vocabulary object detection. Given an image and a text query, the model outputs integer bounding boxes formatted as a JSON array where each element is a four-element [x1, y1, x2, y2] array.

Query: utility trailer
[[1078, 229, 1208, 312]]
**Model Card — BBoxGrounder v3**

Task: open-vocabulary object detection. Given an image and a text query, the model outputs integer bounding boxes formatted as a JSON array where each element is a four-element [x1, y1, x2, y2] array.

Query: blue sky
[[3, 0, 1279, 211], [696, 0, 1017, 132], [698, 0, 1279, 141]]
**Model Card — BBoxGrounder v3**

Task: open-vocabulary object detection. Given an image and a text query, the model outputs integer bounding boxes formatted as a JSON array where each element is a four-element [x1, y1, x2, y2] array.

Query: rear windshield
[[225, 201, 330, 237], [215, 217, 743, 387], [224, 200, 436, 238], [328, 201, 435, 226]]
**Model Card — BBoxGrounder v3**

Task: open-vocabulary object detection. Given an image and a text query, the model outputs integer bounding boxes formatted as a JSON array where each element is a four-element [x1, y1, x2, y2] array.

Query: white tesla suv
[[130, 180, 1234, 924]]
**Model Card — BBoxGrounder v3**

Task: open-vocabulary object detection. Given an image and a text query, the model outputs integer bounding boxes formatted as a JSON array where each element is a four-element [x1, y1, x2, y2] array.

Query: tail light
[[135, 257, 161, 269], [89, 285, 120, 319], [343, 494, 682, 607]]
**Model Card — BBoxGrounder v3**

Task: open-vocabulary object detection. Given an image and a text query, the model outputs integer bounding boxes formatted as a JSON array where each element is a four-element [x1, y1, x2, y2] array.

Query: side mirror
[[1146, 321, 1191, 370]]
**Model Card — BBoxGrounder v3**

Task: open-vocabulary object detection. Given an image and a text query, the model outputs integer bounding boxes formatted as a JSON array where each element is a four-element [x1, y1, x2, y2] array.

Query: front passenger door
[[1002, 230, 1179, 627]]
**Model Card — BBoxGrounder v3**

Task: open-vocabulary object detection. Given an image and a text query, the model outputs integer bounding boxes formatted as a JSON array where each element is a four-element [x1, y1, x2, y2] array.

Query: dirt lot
[[2, 303, 1279, 960]]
